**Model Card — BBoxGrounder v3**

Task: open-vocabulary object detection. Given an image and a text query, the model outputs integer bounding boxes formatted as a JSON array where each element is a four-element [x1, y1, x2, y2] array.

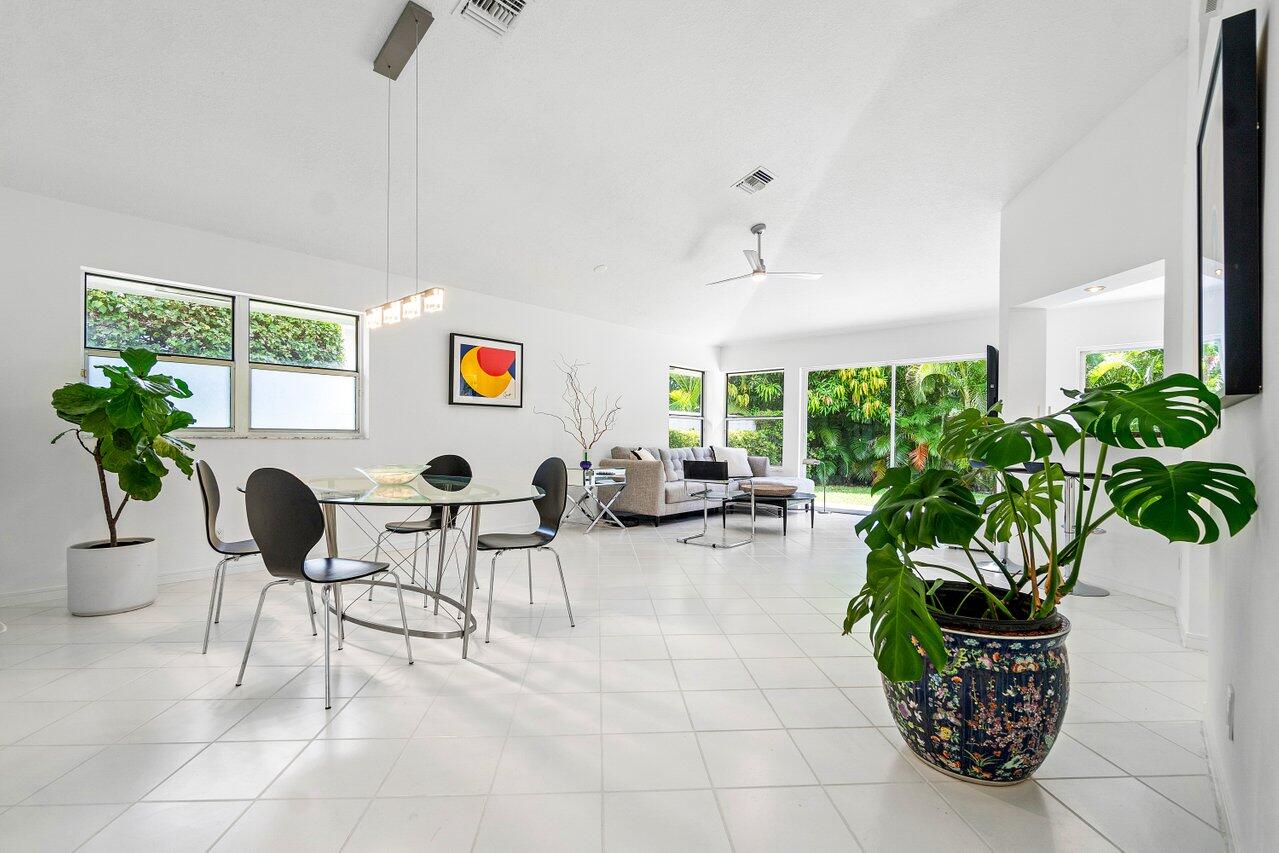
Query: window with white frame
[[1081, 345, 1164, 391], [725, 369, 784, 465], [83, 272, 362, 435], [668, 366, 704, 448]]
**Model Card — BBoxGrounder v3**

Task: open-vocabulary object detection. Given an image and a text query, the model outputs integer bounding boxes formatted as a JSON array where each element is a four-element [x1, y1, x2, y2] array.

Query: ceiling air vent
[[733, 167, 775, 195], [455, 0, 527, 37], [1203, 0, 1218, 12]]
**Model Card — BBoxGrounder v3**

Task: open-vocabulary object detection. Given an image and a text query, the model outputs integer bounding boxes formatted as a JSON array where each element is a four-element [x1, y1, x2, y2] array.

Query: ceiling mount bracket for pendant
[[374, 2, 434, 81]]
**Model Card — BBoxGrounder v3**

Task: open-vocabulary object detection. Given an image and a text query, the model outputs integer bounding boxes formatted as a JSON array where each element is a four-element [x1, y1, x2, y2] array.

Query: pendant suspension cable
[[414, 16, 420, 293], [386, 77, 391, 305]]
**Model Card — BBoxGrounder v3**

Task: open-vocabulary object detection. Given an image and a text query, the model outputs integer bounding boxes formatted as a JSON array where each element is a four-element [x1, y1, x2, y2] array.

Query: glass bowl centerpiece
[[356, 465, 427, 486]]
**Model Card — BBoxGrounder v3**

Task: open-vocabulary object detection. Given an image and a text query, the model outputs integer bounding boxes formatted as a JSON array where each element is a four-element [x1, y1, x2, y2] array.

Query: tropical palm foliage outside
[[668, 368, 704, 447], [1084, 347, 1164, 390], [806, 359, 987, 509], [726, 371, 784, 463]]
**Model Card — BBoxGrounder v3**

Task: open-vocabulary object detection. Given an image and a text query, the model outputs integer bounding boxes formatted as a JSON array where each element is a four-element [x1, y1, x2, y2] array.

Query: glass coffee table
[[721, 490, 816, 536]]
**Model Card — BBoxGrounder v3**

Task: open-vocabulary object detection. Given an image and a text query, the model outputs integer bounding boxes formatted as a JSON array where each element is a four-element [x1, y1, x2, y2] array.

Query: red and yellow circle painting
[[459, 345, 516, 398]]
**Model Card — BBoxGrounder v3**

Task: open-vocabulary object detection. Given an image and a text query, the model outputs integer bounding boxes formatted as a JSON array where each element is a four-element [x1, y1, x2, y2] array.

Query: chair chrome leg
[[321, 584, 332, 710], [202, 557, 227, 654], [386, 570, 415, 664], [546, 546, 575, 627], [485, 551, 501, 643], [213, 556, 230, 625], [304, 582, 318, 637], [236, 579, 287, 686], [333, 583, 345, 649]]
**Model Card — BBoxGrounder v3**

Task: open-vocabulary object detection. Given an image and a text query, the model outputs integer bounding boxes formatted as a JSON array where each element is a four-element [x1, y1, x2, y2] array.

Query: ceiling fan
[[703, 223, 823, 286]]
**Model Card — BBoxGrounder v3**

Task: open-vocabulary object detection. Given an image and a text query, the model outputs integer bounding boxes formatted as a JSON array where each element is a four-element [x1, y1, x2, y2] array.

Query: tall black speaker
[[985, 345, 999, 413]]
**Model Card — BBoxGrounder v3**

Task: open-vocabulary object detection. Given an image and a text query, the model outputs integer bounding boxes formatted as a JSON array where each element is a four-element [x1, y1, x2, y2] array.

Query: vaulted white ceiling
[[0, 1, 1186, 343]]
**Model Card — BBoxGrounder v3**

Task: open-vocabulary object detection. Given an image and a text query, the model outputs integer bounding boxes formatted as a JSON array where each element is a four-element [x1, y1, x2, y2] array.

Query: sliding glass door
[[805, 357, 985, 513]]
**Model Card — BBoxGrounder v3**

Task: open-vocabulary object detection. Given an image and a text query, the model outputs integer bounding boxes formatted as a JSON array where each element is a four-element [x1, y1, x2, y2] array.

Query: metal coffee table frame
[[678, 477, 756, 549], [722, 491, 816, 535]]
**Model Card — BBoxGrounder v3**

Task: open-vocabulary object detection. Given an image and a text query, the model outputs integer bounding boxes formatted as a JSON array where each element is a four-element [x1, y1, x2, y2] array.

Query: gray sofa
[[599, 446, 815, 525]]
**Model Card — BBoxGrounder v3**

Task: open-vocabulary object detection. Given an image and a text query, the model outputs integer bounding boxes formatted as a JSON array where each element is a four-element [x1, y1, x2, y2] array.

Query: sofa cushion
[[664, 481, 707, 504], [710, 445, 753, 478], [658, 446, 705, 482]]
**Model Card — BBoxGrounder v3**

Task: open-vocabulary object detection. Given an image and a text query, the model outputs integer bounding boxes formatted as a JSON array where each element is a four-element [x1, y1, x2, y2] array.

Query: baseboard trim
[[0, 526, 527, 609], [1078, 573, 1177, 608], [1204, 721, 1237, 850], [1179, 628, 1209, 651]]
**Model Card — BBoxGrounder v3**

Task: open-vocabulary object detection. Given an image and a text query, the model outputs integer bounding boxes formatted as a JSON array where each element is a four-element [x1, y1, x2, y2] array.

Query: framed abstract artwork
[[449, 333, 523, 408]]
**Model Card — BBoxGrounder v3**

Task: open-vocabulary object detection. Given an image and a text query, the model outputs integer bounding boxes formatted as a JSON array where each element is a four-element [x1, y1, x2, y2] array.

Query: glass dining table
[[249, 473, 543, 659]]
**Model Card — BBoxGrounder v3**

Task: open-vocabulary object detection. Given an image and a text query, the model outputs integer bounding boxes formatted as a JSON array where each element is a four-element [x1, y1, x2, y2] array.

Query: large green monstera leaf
[[936, 408, 1078, 468], [845, 547, 948, 682], [1105, 458, 1257, 544], [1077, 373, 1220, 449], [855, 467, 982, 551], [982, 463, 1064, 543]]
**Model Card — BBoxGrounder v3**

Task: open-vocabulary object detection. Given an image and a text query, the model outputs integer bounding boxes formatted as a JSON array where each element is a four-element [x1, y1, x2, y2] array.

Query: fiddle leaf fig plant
[[52, 348, 197, 547], [847, 372, 1257, 683]]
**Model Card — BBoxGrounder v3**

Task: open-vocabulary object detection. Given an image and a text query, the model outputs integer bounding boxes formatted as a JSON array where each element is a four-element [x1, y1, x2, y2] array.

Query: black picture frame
[[448, 332, 524, 408], [1196, 9, 1262, 406]]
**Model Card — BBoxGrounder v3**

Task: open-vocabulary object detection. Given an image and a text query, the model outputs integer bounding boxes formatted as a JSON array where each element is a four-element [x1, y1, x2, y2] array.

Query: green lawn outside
[[815, 484, 876, 511]]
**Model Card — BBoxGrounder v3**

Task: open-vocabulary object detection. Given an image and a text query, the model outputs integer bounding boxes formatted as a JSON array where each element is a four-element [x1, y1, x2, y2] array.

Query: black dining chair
[[479, 457, 573, 642], [196, 461, 316, 654], [239, 467, 414, 708], [373, 454, 475, 608]]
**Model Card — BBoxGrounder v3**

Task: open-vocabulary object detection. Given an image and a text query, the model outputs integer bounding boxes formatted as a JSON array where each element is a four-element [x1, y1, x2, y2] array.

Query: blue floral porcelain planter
[[883, 614, 1071, 785]]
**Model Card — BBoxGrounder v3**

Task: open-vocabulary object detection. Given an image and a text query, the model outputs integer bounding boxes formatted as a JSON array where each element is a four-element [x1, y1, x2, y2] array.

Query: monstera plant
[[52, 348, 197, 615], [846, 373, 1256, 784]]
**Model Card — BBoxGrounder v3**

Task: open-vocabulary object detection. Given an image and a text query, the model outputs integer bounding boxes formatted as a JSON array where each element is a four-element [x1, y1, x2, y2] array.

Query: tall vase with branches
[[537, 358, 622, 470]]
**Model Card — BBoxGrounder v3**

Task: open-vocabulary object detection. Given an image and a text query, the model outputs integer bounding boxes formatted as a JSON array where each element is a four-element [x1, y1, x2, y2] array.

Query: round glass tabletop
[[300, 474, 544, 507]]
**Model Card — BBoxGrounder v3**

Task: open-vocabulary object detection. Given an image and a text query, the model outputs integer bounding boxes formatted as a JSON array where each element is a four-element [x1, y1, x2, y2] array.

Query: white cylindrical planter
[[66, 537, 158, 616]]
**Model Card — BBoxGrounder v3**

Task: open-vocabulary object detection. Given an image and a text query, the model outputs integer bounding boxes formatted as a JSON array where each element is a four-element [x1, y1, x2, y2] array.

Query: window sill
[[178, 430, 368, 441]]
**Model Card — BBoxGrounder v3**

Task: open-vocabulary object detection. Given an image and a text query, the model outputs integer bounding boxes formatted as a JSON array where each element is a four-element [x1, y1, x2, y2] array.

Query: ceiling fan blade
[[704, 273, 754, 287], [743, 249, 763, 272], [766, 272, 824, 280]]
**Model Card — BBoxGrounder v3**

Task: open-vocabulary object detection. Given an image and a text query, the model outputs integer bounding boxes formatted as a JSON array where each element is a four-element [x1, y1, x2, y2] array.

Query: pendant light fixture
[[367, 3, 443, 330]]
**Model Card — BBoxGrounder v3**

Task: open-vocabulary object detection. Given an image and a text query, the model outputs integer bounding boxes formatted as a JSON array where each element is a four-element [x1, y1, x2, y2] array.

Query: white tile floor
[[0, 512, 1224, 851]]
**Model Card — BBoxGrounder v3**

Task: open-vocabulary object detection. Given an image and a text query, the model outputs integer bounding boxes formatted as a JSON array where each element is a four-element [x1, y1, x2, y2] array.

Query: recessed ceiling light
[[1084, 285, 1106, 294], [593, 264, 608, 274]]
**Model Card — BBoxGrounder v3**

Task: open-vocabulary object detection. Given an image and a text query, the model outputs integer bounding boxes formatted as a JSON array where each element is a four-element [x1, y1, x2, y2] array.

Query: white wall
[[1043, 296, 1165, 412], [998, 54, 1194, 612], [1000, 53, 1189, 409], [1185, 3, 1279, 849], [0, 186, 720, 600], [718, 315, 997, 476]]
